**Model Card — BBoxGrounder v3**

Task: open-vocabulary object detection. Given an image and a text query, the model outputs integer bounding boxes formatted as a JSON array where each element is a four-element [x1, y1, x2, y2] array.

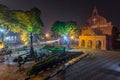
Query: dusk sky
[[0, 0, 120, 33]]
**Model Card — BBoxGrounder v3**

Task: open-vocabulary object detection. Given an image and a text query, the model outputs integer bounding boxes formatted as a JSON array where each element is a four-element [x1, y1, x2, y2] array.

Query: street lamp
[[28, 26, 36, 58], [0, 29, 4, 32], [29, 32, 35, 58], [0, 29, 4, 41], [70, 36, 74, 40], [63, 35, 70, 50], [45, 33, 50, 38]]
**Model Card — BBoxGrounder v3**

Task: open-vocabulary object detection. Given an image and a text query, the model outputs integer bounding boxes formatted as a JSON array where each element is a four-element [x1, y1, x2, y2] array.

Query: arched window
[[96, 40, 101, 49], [88, 40, 92, 48], [81, 40, 85, 47]]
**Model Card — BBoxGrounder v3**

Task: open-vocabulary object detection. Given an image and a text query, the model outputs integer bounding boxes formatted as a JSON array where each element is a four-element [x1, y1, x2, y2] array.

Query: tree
[[0, 4, 19, 47], [12, 10, 31, 45], [26, 8, 44, 34], [0, 5, 44, 34], [0, 4, 16, 28], [0, 4, 44, 52], [13, 8, 44, 58], [12, 8, 44, 45], [51, 21, 66, 38], [51, 21, 78, 37], [0, 4, 13, 30], [65, 21, 78, 37], [51, 21, 78, 49]]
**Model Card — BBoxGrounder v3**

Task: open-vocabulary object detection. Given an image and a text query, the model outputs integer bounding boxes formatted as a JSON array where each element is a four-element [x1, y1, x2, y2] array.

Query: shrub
[[26, 54, 59, 76]]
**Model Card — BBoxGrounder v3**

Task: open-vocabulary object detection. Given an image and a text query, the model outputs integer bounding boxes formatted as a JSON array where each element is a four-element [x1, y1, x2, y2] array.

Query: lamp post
[[29, 32, 35, 58], [0, 29, 4, 41], [63, 35, 70, 50]]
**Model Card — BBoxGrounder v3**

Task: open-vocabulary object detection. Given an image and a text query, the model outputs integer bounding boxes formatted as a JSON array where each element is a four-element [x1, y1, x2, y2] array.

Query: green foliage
[[0, 4, 44, 34], [0, 4, 44, 45], [65, 21, 78, 36], [26, 8, 44, 34], [27, 54, 59, 76], [12, 8, 44, 35], [0, 4, 14, 29], [42, 45, 64, 51], [51, 21, 66, 37], [13, 10, 31, 31], [51, 21, 78, 37]]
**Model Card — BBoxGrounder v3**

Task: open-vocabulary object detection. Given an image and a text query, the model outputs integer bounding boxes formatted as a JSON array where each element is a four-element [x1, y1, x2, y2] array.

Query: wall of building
[[79, 36, 106, 50]]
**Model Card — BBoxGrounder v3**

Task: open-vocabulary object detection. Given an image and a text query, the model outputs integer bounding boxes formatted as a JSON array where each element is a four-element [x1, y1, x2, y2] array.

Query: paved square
[[50, 50, 120, 80]]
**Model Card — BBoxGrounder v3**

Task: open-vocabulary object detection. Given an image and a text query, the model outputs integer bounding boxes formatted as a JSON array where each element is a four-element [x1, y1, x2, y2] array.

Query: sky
[[0, 0, 120, 33]]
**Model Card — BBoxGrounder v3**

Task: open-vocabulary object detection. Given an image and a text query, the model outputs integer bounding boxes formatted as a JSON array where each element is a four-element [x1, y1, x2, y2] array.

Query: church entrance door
[[96, 41, 101, 49]]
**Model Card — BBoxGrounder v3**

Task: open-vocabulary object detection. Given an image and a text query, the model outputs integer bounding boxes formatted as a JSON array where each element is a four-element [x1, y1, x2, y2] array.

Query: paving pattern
[[50, 50, 120, 80]]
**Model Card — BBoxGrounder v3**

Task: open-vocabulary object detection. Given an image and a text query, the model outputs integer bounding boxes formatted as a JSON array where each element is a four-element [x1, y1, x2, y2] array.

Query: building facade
[[79, 7, 119, 50]]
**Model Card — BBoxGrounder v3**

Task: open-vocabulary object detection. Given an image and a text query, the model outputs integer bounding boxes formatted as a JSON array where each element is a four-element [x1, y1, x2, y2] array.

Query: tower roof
[[87, 7, 107, 26], [92, 6, 98, 16]]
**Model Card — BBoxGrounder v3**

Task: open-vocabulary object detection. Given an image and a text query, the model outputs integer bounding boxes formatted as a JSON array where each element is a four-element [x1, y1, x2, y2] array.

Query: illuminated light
[[63, 36, 67, 40], [5, 37, 9, 40], [20, 31, 28, 46], [71, 36, 74, 40], [24, 42, 28, 46], [0, 42, 5, 49], [0, 29, 4, 32], [45, 33, 50, 38]]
